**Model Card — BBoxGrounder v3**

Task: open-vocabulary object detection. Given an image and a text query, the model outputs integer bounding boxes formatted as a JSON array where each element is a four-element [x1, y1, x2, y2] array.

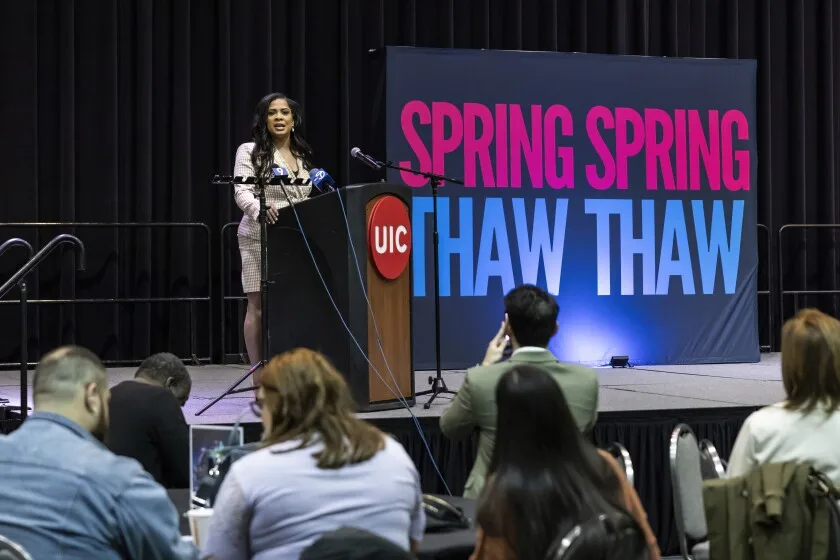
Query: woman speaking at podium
[[233, 93, 313, 371]]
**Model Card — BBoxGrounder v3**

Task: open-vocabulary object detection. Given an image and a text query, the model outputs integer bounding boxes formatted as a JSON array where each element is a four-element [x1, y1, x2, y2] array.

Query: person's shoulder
[[51, 444, 155, 505], [464, 362, 511, 386], [726, 403, 803, 450], [232, 440, 311, 474], [108, 380, 133, 397], [2, 418, 146, 484], [596, 448, 623, 478], [743, 402, 799, 431], [108, 451, 154, 479], [236, 142, 256, 156], [112, 379, 166, 396], [379, 436, 420, 473], [382, 434, 411, 460], [111, 381, 178, 408], [596, 448, 622, 472], [78, 441, 154, 493]]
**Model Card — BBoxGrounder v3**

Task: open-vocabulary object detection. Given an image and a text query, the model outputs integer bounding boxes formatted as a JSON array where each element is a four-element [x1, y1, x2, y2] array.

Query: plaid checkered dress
[[233, 142, 311, 293]]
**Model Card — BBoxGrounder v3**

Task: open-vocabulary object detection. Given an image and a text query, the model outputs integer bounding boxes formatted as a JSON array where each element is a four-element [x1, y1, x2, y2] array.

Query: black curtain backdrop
[[0, 0, 838, 363]]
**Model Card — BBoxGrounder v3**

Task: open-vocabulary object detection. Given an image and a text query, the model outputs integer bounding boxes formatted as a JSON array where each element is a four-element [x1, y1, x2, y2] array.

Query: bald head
[[34, 346, 107, 406]]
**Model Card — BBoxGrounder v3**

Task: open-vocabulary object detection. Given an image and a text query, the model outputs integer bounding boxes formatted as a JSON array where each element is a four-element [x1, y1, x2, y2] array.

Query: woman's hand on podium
[[266, 204, 279, 224]]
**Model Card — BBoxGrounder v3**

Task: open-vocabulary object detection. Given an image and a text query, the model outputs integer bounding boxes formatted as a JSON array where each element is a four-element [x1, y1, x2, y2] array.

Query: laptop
[[189, 425, 244, 502]]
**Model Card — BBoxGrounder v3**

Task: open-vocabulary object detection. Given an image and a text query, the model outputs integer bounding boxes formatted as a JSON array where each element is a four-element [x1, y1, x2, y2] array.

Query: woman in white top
[[233, 93, 313, 377], [201, 348, 426, 560], [727, 308, 840, 484]]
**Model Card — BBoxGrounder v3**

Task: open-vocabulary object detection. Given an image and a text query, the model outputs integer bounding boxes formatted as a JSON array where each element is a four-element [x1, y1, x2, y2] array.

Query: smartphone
[[501, 314, 513, 358]]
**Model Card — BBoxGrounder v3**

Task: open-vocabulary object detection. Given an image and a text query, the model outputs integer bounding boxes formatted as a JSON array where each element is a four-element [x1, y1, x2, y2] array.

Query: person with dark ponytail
[[471, 366, 660, 560], [233, 93, 315, 375]]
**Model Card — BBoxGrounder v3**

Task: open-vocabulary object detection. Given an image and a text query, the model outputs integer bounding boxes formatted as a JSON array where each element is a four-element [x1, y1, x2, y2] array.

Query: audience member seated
[[727, 308, 840, 484], [0, 346, 196, 559], [470, 366, 659, 560], [441, 284, 599, 498], [107, 352, 192, 488], [201, 348, 425, 560]]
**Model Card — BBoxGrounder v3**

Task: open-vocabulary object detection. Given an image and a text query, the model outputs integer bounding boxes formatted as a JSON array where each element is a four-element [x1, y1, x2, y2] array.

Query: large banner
[[383, 47, 759, 369]]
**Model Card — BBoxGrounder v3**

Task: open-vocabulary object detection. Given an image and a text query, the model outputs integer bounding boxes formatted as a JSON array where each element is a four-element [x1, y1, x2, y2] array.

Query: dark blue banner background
[[384, 47, 759, 369]]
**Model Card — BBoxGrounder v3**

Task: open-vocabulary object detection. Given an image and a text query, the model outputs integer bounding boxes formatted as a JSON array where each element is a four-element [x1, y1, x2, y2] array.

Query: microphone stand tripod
[[371, 157, 464, 409], [198, 171, 292, 416]]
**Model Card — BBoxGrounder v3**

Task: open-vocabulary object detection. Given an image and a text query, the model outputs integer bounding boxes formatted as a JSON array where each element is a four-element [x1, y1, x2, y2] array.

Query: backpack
[[703, 462, 840, 560]]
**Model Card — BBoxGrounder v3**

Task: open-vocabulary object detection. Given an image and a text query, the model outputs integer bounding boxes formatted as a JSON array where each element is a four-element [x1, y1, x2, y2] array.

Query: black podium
[[265, 183, 414, 412]]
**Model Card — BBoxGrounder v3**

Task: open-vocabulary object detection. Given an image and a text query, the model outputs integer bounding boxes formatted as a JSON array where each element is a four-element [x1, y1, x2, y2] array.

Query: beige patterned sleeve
[[233, 143, 260, 220]]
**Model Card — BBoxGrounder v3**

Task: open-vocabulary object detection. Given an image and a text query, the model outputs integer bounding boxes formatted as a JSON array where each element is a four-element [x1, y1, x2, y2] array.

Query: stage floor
[[0, 353, 785, 424]]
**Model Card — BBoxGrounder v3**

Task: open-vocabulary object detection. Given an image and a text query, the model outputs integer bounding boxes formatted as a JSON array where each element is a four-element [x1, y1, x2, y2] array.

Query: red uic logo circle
[[367, 195, 411, 280]]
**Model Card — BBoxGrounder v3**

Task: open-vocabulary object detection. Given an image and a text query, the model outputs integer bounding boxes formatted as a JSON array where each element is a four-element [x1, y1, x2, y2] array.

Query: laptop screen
[[189, 425, 244, 500]]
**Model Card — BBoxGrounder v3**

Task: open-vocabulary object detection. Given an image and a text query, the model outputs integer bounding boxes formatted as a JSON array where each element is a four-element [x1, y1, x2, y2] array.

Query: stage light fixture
[[610, 355, 630, 368]]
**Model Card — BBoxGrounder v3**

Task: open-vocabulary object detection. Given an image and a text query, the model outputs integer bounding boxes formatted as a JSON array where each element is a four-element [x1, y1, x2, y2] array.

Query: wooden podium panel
[[265, 184, 414, 411], [365, 195, 412, 402]]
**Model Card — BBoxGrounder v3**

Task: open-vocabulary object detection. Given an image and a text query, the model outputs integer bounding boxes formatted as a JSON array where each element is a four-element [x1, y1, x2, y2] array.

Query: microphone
[[310, 168, 337, 192], [350, 147, 382, 170], [270, 163, 288, 177]]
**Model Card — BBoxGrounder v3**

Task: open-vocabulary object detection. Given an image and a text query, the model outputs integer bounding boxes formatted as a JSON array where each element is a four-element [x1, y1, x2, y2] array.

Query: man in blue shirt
[[0, 345, 197, 559]]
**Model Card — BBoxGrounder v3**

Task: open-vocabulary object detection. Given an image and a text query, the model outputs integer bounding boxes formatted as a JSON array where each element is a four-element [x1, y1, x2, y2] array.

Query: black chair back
[[544, 512, 646, 560], [301, 527, 413, 559], [0, 536, 32, 560]]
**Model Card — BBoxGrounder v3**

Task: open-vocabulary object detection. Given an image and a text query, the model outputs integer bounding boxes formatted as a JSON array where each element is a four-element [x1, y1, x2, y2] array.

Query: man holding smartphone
[[440, 284, 599, 499]]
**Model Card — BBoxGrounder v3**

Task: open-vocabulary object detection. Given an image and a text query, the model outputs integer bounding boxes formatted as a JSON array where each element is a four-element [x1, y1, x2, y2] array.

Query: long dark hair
[[477, 366, 629, 560], [250, 92, 314, 180]]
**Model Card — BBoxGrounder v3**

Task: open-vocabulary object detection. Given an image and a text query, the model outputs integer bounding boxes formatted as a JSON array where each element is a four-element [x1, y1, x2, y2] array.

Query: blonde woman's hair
[[781, 308, 840, 413]]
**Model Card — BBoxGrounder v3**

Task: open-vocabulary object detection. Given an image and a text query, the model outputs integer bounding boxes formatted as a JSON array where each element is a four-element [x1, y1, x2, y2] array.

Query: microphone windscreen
[[310, 168, 327, 186]]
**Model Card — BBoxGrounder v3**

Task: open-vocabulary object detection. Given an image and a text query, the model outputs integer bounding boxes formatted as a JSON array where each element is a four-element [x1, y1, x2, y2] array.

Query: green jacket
[[703, 462, 833, 560], [439, 349, 599, 498]]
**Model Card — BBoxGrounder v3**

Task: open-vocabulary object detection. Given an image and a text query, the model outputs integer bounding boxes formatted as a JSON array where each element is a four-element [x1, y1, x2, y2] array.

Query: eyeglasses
[[250, 396, 264, 417]]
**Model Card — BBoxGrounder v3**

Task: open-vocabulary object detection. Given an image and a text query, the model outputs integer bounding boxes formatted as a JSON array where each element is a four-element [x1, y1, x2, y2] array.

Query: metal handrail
[[0, 234, 85, 299], [15, 281, 28, 419], [778, 224, 840, 322], [220, 222, 247, 364], [0, 238, 34, 261], [0, 238, 34, 411], [757, 224, 772, 350], [0, 235, 85, 420], [0, 223, 213, 366]]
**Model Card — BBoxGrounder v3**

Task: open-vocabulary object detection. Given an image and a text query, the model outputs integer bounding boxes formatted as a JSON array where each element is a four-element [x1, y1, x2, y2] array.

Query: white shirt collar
[[512, 346, 546, 355]]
